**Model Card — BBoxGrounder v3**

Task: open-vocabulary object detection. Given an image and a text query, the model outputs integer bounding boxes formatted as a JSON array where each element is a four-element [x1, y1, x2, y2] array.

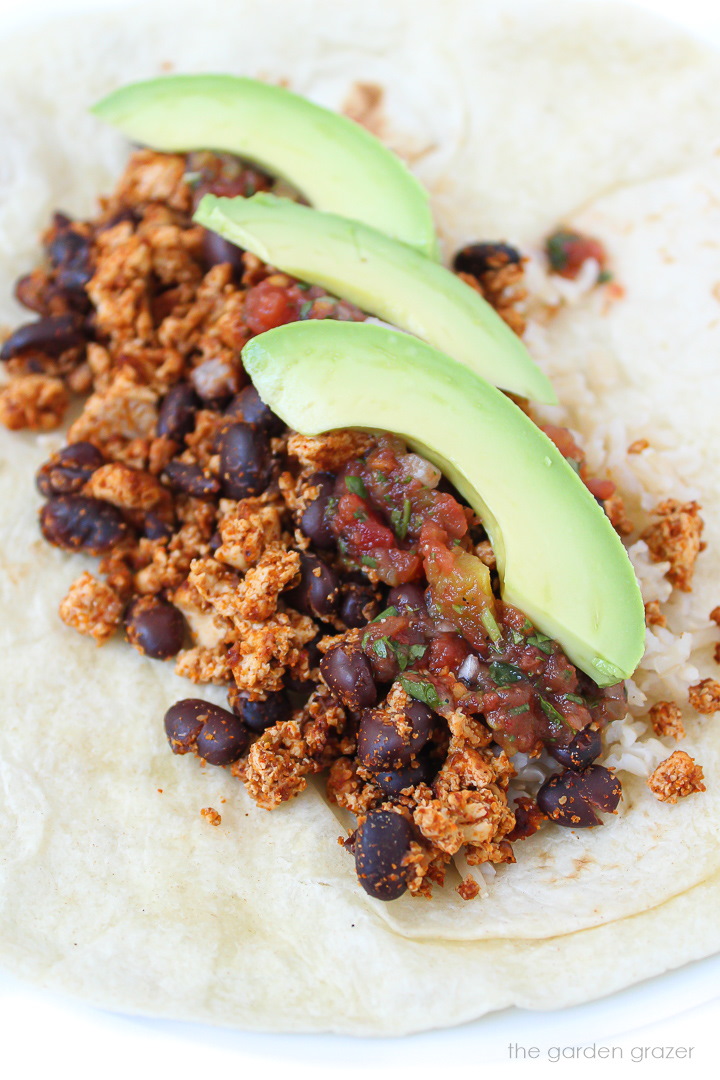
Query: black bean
[[196, 707, 250, 766], [537, 765, 622, 828], [357, 700, 433, 770], [162, 461, 220, 498], [373, 760, 430, 797], [40, 495, 127, 554], [164, 698, 246, 760], [157, 383, 199, 442], [164, 698, 211, 754], [201, 229, 244, 274], [224, 385, 285, 435], [46, 224, 93, 291], [288, 553, 339, 619], [35, 442, 105, 498], [549, 727, 603, 770], [340, 582, 380, 628], [208, 530, 222, 554], [579, 764, 623, 813], [536, 773, 598, 828], [452, 242, 522, 278], [125, 597, 186, 660], [229, 688, 292, 732], [144, 512, 174, 542], [299, 471, 336, 549], [388, 584, 427, 614], [320, 643, 377, 710], [354, 810, 413, 900], [14, 274, 46, 315], [357, 710, 412, 770], [218, 421, 272, 499], [0, 314, 85, 360], [406, 701, 435, 743]]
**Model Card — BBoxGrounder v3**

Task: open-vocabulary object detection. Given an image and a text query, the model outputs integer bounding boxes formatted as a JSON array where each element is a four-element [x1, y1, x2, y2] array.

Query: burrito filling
[[0, 148, 707, 902]]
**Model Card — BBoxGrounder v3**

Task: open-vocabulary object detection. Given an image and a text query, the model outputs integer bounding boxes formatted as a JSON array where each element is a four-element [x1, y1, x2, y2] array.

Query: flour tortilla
[[1, 0, 720, 1035]]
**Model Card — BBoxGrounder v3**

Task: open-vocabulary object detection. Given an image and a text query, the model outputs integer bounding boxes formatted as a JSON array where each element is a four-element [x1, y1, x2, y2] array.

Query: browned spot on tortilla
[[3, 561, 32, 585], [712, 282, 720, 304], [342, 82, 386, 138]]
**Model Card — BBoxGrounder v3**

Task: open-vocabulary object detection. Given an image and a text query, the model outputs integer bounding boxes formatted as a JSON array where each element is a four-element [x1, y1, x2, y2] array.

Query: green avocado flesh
[[242, 321, 645, 685], [92, 74, 437, 257], [195, 193, 556, 404]]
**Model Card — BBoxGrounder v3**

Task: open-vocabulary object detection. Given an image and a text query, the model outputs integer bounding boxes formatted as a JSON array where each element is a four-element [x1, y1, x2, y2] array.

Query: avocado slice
[[92, 74, 437, 258], [195, 193, 556, 404], [242, 320, 644, 685]]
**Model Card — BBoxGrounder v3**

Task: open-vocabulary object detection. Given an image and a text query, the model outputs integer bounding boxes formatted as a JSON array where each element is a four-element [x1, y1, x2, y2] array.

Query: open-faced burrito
[[1, 0, 720, 1036]]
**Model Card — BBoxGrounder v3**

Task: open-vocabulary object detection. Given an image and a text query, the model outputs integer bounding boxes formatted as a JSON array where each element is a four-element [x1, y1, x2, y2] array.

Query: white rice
[[521, 256, 714, 780]]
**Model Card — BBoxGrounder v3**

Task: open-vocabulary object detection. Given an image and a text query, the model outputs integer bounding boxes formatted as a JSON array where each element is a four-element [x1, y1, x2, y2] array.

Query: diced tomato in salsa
[[545, 229, 608, 280], [244, 279, 300, 334]]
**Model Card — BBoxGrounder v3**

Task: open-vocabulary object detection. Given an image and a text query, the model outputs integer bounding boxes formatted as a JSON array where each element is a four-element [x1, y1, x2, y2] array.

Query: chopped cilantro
[[296, 281, 311, 291], [345, 475, 368, 498], [481, 607, 502, 643], [508, 704, 530, 716], [299, 300, 313, 318], [527, 633, 554, 655], [565, 693, 585, 704], [489, 661, 524, 686], [326, 496, 338, 514], [374, 470, 387, 483], [390, 498, 412, 540], [510, 629, 525, 646], [372, 637, 391, 659], [360, 554, 377, 568], [598, 269, 613, 284], [546, 230, 574, 272], [539, 697, 572, 727], [399, 675, 442, 710], [182, 170, 204, 188], [366, 635, 427, 672], [452, 603, 464, 614], [372, 606, 399, 622], [353, 509, 368, 522]]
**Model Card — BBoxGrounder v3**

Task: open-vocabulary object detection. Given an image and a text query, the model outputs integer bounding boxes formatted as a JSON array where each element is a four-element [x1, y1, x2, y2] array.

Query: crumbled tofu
[[0, 374, 68, 431], [58, 571, 123, 644], [688, 678, 720, 715], [644, 600, 667, 628], [216, 498, 284, 572], [641, 499, 704, 592], [647, 751, 705, 803], [287, 430, 375, 471], [649, 701, 685, 740]]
